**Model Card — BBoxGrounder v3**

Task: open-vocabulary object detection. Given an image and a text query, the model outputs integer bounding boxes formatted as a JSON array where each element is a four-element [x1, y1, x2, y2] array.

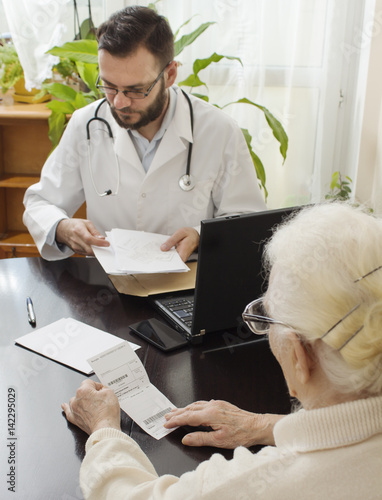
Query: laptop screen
[[191, 207, 300, 336]]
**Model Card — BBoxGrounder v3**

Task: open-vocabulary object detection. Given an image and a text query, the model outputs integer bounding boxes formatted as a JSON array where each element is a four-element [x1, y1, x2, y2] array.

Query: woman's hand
[[164, 400, 285, 448], [62, 379, 121, 435]]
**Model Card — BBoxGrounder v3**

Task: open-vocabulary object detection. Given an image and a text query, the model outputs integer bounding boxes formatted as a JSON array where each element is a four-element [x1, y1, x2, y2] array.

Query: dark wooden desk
[[0, 257, 291, 499]]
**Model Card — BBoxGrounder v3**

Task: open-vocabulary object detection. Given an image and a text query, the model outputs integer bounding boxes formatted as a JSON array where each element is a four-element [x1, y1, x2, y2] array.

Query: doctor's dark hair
[[96, 6, 174, 68]]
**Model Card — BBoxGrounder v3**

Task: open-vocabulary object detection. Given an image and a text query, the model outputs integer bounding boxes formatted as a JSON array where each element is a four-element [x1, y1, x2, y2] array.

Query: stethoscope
[[86, 89, 195, 197], [86, 98, 121, 197], [178, 89, 195, 191]]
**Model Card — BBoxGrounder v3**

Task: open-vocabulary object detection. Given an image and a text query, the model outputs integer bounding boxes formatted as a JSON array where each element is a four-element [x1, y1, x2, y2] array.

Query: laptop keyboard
[[161, 297, 194, 328]]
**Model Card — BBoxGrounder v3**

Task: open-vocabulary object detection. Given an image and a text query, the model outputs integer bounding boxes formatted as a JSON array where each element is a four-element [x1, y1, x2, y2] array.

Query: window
[[1, 0, 375, 207]]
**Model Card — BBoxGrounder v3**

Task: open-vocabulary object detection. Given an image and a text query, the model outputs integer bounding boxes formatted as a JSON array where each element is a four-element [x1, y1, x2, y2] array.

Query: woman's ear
[[290, 332, 315, 386]]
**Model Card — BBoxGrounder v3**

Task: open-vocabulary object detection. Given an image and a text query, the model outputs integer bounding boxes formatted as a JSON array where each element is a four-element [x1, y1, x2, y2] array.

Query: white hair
[[264, 202, 382, 396]]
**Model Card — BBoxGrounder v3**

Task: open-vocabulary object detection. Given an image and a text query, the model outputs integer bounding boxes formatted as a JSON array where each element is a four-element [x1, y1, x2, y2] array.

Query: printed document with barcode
[[88, 341, 177, 439]]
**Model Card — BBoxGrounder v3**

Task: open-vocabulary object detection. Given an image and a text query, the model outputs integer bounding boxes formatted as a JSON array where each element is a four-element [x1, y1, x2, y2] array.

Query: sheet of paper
[[15, 318, 140, 375], [112, 229, 189, 274], [88, 341, 177, 440], [92, 242, 126, 275], [93, 229, 189, 275]]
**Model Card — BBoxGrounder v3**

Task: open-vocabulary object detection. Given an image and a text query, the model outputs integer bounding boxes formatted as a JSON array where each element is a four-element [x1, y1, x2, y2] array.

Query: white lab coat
[[23, 86, 266, 260]]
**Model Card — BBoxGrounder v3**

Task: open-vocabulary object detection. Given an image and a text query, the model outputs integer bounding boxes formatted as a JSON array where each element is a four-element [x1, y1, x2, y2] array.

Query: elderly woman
[[62, 202, 382, 499]]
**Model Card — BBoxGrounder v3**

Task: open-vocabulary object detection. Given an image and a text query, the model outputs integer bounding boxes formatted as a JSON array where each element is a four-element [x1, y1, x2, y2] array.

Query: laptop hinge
[[188, 329, 205, 340]]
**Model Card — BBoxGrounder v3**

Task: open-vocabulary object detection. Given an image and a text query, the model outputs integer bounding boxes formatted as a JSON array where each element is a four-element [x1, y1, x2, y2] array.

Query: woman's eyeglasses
[[243, 263, 382, 348], [242, 298, 296, 335]]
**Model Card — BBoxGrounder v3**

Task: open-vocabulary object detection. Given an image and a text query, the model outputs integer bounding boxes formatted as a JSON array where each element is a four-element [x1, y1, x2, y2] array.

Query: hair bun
[[340, 301, 382, 370]]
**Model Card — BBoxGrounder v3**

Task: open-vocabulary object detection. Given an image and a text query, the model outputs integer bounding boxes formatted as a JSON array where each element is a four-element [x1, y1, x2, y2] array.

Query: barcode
[[143, 407, 172, 426], [109, 374, 128, 385]]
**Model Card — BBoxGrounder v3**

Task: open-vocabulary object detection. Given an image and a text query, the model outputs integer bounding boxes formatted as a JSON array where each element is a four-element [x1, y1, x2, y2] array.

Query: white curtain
[[2, 0, 70, 90], [372, 109, 382, 212], [153, 0, 374, 208], [355, 0, 382, 213]]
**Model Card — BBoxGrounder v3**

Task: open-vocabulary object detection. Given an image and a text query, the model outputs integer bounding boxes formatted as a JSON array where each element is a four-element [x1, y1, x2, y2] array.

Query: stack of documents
[[92, 229, 190, 275], [15, 318, 140, 375]]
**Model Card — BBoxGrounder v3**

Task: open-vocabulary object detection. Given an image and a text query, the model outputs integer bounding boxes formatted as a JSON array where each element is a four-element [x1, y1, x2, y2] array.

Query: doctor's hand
[[160, 227, 199, 262], [62, 380, 121, 435], [56, 218, 110, 256], [164, 400, 285, 449]]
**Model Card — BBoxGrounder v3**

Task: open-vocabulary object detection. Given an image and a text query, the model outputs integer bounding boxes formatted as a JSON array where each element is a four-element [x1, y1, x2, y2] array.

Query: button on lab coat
[[23, 86, 266, 260]]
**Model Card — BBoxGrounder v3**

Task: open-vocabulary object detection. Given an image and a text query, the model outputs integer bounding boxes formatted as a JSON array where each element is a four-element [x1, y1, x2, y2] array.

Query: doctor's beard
[[108, 78, 167, 131]]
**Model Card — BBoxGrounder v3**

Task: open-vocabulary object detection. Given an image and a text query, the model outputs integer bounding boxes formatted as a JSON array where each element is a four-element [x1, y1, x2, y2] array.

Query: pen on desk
[[26, 297, 36, 326]]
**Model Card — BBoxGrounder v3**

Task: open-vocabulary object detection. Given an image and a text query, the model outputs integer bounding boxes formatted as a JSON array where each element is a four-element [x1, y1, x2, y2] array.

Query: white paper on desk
[[94, 229, 189, 275], [92, 242, 126, 275], [88, 341, 177, 440], [15, 318, 140, 375]]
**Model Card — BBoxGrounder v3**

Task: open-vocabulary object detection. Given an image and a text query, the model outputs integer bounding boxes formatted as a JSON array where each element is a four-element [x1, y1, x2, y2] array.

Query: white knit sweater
[[80, 396, 382, 499]]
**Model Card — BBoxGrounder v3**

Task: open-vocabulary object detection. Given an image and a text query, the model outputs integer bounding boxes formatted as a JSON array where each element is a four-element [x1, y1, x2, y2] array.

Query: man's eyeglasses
[[242, 298, 296, 335], [96, 62, 171, 100]]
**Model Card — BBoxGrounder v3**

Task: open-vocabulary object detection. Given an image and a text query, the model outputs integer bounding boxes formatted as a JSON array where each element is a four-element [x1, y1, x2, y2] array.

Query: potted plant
[[0, 40, 23, 94], [0, 40, 50, 103], [325, 171, 353, 201]]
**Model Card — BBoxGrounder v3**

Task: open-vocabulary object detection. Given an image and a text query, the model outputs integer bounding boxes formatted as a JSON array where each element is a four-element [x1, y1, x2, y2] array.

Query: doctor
[[23, 6, 266, 261]]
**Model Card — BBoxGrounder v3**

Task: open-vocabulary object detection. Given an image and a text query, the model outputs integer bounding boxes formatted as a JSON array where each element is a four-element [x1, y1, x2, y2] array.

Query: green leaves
[[173, 15, 197, 39], [191, 92, 209, 102], [193, 53, 242, 74], [242, 128, 268, 199], [44, 39, 102, 149], [221, 100, 288, 200], [223, 98, 288, 164], [45, 99, 75, 114], [47, 40, 98, 64], [174, 22, 215, 56], [148, 1, 161, 13], [76, 61, 99, 93], [48, 111, 67, 151], [177, 74, 206, 89], [178, 52, 242, 90], [325, 172, 352, 201], [78, 18, 97, 40], [172, 11, 288, 198], [44, 79, 99, 149], [44, 82, 78, 102], [0, 41, 23, 93]]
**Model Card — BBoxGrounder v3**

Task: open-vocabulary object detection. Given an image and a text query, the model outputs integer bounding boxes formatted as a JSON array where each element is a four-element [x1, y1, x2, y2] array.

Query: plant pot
[[13, 77, 51, 103]]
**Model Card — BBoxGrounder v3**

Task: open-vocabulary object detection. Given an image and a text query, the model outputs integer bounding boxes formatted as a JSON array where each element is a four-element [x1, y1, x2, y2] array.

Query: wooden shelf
[[0, 102, 52, 258], [0, 174, 40, 188], [0, 101, 84, 259], [0, 231, 37, 258], [0, 230, 35, 245], [0, 102, 51, 122]]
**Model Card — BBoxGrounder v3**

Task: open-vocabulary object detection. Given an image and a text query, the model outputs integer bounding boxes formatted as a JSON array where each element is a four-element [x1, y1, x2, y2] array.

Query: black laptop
[[150, 206, 300, 343]]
